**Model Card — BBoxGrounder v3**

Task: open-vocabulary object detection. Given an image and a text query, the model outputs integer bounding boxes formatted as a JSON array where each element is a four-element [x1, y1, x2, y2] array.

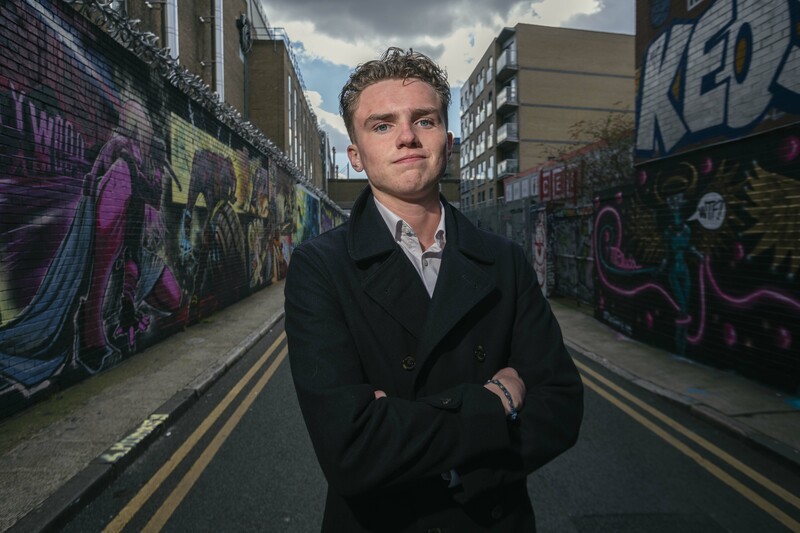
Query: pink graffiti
[[596, 205, 800, 347], [779, 136, 800, 163], [594, 206, 681, 308], [609, 247, 642, 270], [777, 327, 792, 349]]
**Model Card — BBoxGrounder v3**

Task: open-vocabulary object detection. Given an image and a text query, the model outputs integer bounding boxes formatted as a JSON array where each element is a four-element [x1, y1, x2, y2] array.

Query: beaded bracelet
[[486, 379, 518, 421]]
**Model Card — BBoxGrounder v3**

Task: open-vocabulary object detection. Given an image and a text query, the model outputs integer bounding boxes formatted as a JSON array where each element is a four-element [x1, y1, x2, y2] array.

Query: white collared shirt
[[374, 197, 446, 298]]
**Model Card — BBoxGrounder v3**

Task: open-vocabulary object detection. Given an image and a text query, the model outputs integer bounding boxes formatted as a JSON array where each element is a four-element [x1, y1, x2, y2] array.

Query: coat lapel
[[347, 188, 496, 350], [416, 202, 496, 362], [348, 187, 430, 337]]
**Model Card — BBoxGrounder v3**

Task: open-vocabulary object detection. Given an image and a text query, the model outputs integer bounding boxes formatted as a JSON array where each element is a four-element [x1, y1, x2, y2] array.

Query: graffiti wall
[[624, 0, 800, 388], [0, 0, 342, 417], [550, 206, 594, 304], [596, 125, 800, 389], [636, 0, 800, 160]]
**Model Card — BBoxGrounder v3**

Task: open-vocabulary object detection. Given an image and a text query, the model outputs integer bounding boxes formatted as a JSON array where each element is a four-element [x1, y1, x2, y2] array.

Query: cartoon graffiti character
[[180, 150, 246, 315], [0, 99, 182, 387], [249, 166, 270, 218], [658, 165, 704, 354], [248, 219, 269, 287], [78, 100, 182, 371]]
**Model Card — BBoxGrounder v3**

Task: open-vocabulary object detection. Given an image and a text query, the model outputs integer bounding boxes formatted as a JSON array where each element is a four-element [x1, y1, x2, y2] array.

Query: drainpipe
[[214, 0, 224, 101], [165, 0, 179, 61]]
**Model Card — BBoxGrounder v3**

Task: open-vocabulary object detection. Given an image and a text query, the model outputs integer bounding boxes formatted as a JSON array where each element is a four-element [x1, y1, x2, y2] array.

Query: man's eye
[[375, 124, 390, 132], [418, 119, 433, 127]]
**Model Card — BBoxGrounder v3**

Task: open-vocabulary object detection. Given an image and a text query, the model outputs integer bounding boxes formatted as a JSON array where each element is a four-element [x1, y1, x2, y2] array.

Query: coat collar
[[346, 185, 494, 265]]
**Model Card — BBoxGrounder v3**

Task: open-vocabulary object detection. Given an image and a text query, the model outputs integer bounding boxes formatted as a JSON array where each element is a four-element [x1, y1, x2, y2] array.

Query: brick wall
[[0, 0, 344, 418]]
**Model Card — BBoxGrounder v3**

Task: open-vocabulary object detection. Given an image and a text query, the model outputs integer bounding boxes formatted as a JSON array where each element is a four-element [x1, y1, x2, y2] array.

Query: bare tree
[[547, 112, 635, 203]]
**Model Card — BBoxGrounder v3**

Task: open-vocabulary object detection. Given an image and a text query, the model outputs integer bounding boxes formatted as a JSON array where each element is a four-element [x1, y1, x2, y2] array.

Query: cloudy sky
[[257, 0, 635, 178]]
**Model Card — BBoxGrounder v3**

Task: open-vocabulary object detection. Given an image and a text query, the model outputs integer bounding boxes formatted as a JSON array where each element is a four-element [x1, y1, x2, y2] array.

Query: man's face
[[347, 78, 454, 205]]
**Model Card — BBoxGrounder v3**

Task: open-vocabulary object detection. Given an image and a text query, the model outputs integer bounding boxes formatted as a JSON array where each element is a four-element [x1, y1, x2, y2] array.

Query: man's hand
[[374, 390, 387, 399], [484, 367, 526, 417]]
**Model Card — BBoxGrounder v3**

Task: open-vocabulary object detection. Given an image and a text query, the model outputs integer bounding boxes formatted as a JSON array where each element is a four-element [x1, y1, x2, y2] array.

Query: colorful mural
[[596, 127, 800, 387], [0, 0, 340, 418], [628, 0, 800, 387]]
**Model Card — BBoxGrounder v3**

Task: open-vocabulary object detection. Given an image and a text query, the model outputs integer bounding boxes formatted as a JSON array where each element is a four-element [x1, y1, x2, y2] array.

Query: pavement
[[0, 281, 798, 532]]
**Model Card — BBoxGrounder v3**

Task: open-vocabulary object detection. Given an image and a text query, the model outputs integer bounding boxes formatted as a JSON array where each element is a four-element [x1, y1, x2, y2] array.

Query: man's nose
[[396, 121, 420, 147]]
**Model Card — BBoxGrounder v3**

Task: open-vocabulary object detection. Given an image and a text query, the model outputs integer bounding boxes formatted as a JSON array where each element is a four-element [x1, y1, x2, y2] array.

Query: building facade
[[459, 24, 635, 211], [117, 0, 333, 190]]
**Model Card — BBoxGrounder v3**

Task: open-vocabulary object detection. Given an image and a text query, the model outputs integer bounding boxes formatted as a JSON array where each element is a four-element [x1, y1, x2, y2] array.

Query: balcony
[[497, 158, 519, 178], [496, 85, 518, 114], [496, 48, 518, 81], [496, 122, 519, 146]]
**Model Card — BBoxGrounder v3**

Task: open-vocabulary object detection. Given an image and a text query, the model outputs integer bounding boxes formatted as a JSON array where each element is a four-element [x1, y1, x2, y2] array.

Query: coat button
[[440, 397, 452, 406], [474, 345, 486, 362], [491, 504, 503, 520], [402, 355, 416, 371]]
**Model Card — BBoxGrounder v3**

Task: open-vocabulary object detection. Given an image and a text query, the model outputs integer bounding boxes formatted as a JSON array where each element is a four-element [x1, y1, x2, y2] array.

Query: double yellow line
[[576, 359, 800, 531], [104, 332, 288, 533]]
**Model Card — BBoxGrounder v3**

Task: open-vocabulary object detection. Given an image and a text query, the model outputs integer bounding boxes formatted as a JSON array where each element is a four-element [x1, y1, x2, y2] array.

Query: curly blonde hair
[[339, 47, 451, 141]]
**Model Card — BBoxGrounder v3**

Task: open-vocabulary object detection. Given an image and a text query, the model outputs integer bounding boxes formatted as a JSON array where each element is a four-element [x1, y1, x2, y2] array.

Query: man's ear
[[347, 144, 362, 172], [446, 131, 455, 159]]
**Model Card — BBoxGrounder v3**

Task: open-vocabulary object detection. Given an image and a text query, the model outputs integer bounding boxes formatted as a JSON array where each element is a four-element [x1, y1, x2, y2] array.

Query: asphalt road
[[62, 322, 800, 532]]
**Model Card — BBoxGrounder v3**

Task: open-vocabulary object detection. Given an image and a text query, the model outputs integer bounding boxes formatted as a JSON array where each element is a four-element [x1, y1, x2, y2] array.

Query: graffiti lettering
[[1, 86, 86, 176], [637, 0, 799, 156], [99, 414, 169, 464], [602, 310, 633, 336], [688, 192, 726, 230]]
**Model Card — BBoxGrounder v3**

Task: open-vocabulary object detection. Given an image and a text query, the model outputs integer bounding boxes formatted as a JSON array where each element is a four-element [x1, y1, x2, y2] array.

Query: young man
[[285, 47, 583, 532]]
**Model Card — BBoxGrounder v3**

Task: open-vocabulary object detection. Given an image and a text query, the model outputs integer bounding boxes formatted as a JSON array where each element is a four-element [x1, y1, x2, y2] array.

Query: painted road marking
[[143, 345, 288, 531], [103, 331, 286, 533], [577, 360, 800, 532]]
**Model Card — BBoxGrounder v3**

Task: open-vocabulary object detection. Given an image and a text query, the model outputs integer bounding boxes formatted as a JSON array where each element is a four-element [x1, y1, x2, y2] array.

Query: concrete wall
[[0, 0, 345, 418], [595, 0, 800, 390]]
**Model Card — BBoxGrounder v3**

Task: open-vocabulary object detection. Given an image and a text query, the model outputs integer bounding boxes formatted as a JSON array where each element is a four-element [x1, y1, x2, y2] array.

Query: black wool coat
[[285, 187, 583, 532]]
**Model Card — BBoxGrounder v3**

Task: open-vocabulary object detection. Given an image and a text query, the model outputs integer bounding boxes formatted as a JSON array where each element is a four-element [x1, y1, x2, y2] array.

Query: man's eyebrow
[[364, 112, 396, 125], [412, 107, 441, 118], [364, 107, 441, 125]]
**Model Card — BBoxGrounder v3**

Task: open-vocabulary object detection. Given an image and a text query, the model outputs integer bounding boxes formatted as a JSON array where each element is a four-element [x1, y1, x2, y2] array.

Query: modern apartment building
[[459, 24, 634, 210], [116, 0, 333, 191]]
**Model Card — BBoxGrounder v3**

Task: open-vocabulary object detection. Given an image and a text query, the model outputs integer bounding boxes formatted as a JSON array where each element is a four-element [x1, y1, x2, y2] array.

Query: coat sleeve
[[284, 244, 512, 498], [456, 243, 584, 502]]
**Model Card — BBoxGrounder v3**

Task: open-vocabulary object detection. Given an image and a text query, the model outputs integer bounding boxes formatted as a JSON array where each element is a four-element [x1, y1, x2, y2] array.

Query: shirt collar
[[373, 196, 446, 246]]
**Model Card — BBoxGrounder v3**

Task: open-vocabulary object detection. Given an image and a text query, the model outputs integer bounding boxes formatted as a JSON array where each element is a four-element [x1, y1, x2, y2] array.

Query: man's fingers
[[374, 390, 387, 399]]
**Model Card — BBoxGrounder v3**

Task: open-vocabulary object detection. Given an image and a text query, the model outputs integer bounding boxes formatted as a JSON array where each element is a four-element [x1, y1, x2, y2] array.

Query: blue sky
[[259, 0, 635, 178]]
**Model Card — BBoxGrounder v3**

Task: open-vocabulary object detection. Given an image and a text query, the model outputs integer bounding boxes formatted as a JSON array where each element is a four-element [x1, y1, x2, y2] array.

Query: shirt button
[[474, 345, 486, 362], [402, 355, 416, 371], [423, 259, 428, 267]]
